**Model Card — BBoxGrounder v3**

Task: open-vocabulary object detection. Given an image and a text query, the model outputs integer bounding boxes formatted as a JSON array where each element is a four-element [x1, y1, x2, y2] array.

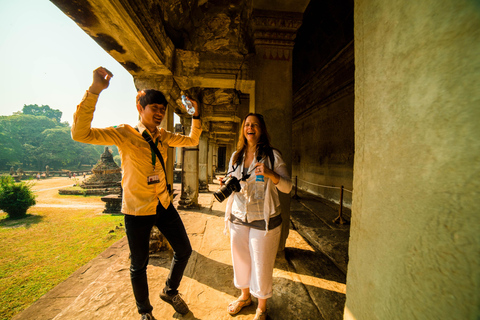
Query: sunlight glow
[[277, 273, 347, 294]]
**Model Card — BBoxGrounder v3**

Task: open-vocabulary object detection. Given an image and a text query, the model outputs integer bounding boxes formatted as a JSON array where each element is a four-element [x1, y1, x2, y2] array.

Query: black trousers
[[124, 202, 192, 314]]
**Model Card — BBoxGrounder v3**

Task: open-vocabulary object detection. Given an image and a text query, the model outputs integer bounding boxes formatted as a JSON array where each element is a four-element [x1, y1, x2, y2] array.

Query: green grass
[[0, 202, 125, 320]]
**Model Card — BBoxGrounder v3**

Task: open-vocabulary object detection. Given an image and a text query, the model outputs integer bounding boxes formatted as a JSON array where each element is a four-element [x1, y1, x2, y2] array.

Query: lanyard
[[150, 137, 159, 169], [140, 129, 172, 194], [140, 129, 163, 170]]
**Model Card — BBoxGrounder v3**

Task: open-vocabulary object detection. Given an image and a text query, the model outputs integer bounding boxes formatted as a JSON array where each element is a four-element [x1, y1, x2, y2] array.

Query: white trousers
[[230, 222, 281, 299]]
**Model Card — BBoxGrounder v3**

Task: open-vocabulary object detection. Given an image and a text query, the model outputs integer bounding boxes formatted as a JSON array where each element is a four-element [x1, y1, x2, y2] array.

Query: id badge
[[147, 174, 160, 185]]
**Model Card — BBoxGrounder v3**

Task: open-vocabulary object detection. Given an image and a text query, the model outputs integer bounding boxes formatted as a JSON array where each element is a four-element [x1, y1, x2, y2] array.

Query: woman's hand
[[255, 162, 279, 185], [88, 67, 113, 95]]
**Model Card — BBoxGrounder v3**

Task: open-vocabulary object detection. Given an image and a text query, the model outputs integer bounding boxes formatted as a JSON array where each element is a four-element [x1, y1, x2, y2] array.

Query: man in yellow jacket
[[72, 67, 202, 320]]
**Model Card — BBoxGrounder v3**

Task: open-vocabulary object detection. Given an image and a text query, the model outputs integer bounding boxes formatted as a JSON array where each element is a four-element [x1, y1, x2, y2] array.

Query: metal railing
[[292, 176, 352, 225]]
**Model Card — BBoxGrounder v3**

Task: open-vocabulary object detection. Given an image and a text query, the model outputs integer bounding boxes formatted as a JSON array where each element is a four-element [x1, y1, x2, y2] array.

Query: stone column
[[345, 1, 480, 319], [198, 133, 209, 192], [208, 139, 215, 183], [251, 10, 303, 251], [178, 119, 199, 208], [161, 103, 175, 189], [175, 146, 183, 168], [213, 143, 218, 174], [226, 143, 233, 169]]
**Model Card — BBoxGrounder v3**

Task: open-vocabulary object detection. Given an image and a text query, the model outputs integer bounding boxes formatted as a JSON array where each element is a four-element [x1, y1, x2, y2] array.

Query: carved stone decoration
[[251, 9, 304, 61], [157, 0, 249, 54], [202, 88, 240, 106], [211, 122, 236, 133]]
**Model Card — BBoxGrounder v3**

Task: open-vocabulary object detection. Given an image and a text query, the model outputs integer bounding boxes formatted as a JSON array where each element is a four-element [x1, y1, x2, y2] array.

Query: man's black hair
[[136, 89, 168, 108]]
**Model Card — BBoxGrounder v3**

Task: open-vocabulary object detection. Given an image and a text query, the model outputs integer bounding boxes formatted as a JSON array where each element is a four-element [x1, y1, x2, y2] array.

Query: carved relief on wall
[[251, 10, 303, 61], [201, 88, 240, 117], [260, 47, 291, 61]]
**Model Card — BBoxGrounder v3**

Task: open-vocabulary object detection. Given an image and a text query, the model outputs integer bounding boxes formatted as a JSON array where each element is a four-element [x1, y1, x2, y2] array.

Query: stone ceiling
[[50, 0, 309, 144]]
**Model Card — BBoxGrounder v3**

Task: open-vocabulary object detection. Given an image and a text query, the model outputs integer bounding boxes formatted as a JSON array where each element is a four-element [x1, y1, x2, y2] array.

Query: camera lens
[[213, 176, 241, 202], [214, 185, 231, 202]]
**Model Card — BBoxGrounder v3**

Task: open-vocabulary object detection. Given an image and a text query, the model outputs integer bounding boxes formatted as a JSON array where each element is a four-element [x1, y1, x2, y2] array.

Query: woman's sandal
[[253, 308, 267, 320], [227, 295, 252, 315]]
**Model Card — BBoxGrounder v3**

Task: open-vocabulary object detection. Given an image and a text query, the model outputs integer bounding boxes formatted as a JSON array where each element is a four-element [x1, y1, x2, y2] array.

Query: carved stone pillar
[[208, 139, 215, 183], [161, 105, 175, 188], [251, 10, 303, 251], [213, 143, 218, 174], [175, 146, 183, 169], [198, 133, 209, 192], [226, 143, 233, 169], [179, 119, 199, 208]]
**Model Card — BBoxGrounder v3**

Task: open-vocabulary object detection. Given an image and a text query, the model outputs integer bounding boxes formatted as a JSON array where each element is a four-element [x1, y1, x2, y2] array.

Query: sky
[[0, 0, 172, 128]]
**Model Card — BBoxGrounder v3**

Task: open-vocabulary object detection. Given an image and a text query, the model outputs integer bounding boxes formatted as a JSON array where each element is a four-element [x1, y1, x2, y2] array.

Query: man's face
[[139, 103, 166, 129]]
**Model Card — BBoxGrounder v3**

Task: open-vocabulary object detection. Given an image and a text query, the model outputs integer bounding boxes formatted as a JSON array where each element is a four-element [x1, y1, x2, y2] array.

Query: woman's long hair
[[232, 113, 275, 166]]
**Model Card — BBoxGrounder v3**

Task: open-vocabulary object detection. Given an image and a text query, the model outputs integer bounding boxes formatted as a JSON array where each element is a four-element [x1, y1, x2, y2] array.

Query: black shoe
[[140, 313, 154, 320], [159, 289, 190, 315]]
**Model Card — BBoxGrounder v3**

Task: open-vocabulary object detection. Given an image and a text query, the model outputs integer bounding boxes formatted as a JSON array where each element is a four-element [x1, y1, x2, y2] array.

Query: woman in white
[[223, 113, 292, 320]]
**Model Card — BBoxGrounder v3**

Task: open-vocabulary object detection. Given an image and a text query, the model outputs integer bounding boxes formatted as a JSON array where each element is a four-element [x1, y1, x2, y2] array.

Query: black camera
[[214, 176, 241, 202]]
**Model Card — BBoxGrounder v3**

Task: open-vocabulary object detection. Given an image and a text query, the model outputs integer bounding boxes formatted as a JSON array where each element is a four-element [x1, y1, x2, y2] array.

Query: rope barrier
[[296, 178, 339, 189], [293, 176, 351, 225], [296, 178, 353, 192]]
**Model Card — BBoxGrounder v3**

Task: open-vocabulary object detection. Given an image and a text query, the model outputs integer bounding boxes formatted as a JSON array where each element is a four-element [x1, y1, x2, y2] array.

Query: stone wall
[[292, 0, 354, 207], [345, 1, 480, 319]]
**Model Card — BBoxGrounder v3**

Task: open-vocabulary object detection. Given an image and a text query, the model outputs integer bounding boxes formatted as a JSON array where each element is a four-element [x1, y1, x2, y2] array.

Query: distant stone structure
[[58, 147, 121, 198], [81, 146, 121, 189]]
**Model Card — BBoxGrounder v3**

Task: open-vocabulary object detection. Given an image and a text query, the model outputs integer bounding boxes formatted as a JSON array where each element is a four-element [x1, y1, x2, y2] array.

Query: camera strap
[[228, 151, 275, 181], [136, 127, 172, 195]]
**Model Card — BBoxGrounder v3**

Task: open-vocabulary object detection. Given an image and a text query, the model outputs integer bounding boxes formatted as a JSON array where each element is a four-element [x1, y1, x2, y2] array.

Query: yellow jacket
[[71, 91, 202, 216]]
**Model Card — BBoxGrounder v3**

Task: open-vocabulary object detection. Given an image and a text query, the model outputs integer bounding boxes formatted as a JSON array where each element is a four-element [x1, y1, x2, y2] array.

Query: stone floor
[[13, 181, 350, 320]]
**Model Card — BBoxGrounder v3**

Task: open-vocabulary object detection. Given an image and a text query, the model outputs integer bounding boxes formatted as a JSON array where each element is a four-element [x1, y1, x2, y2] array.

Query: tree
[[0, 175, 36, 219], [22, 104, 62, 123], [0, 112, 114, 171], [37, 127, 75, 168], [0, 132, 23, 169], [0, 115, 59, 170], [0, 114, 58, 147], [37, 127, 105, 170]]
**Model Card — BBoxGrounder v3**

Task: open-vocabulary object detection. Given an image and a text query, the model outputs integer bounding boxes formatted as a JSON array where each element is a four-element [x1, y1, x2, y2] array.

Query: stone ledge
[[11, 237, 128, 320], [58, 188, 120, 196]]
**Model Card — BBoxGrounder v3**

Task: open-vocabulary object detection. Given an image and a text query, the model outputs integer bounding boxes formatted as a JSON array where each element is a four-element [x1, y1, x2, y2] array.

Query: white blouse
[[224, 149, 292, 232]]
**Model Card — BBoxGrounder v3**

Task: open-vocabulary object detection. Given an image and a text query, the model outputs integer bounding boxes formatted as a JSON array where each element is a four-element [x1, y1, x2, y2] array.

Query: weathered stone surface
[[16, 184, 347, 320], [285, 230, 346, 320], [12, 238, 129, 320], [270, 251, 325, 320], [292, 0, 354, 208], [290, 191, 350, 274]]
